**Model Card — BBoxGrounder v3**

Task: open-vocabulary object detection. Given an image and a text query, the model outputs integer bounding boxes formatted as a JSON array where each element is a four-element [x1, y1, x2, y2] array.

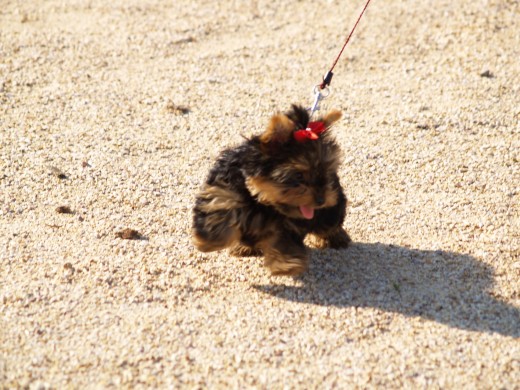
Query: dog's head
[[246, 105, 343, 219]]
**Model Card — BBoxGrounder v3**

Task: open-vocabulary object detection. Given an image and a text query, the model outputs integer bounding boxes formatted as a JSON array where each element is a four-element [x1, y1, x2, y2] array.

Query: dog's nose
[[315, 195, 325, 206]]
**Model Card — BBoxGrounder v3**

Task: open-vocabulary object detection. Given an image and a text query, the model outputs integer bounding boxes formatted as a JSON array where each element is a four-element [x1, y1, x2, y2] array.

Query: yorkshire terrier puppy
[[192, 105, 350, 276]]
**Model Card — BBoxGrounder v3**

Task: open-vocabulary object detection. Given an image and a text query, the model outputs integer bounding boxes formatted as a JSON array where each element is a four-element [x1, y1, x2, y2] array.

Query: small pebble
[[56, 206, 73, 214], [165, 101, 190, 115], [480, 70, 494, 78], [115, 228, 141, 240], [49, 166, 68, 179]]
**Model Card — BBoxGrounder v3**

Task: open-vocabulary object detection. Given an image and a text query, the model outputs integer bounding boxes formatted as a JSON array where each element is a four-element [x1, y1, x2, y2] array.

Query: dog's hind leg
[[192, 184, 244, 252]]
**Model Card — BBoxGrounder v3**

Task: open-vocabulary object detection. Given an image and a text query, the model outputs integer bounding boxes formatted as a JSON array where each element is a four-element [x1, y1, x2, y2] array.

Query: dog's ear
[[260, 114, 295, 150], [322, 109, 342, 128]]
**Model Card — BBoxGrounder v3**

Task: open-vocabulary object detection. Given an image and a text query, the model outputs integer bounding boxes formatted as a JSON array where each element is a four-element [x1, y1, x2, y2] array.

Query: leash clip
[[309, 84, 331, 118]]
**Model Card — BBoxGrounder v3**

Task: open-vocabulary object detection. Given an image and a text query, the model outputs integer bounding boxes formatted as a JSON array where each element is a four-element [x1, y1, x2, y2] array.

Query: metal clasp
[[309, 84, 331, 118]]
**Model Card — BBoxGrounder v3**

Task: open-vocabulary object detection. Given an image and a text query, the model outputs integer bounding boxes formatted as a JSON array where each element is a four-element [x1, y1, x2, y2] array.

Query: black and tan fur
[[192, 105, 350, 276]]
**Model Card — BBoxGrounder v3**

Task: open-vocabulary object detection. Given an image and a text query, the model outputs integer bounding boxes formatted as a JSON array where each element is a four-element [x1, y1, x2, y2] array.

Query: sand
[[1, 0, 519, 388]]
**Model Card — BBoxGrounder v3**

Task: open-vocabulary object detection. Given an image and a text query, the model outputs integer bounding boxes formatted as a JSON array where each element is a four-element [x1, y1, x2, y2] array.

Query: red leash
[[310, 0, 373, 115], [320, 0, 373, 89]]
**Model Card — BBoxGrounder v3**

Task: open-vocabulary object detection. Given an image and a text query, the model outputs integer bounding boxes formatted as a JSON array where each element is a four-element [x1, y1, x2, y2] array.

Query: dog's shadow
[[254, 242, 519, 337]]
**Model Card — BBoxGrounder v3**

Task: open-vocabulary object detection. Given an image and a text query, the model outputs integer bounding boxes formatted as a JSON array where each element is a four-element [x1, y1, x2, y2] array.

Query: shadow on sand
[[254, 242, 519, 337]]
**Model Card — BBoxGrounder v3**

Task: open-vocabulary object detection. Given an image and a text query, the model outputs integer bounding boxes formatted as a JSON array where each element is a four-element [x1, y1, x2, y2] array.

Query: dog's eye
[[289, 172, 304, 187]]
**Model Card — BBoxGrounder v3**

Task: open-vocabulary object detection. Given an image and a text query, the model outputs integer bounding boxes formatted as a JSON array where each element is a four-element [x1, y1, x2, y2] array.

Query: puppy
[[192, 105, 350, 275]]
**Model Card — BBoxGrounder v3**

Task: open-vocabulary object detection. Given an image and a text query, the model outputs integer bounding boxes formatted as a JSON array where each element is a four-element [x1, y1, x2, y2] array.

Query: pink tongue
[[299, 205, 315, 219]]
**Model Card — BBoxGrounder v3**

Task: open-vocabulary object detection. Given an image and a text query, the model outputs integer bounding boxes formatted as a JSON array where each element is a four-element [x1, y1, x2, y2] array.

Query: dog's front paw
[[308, 228, 351, 249], [263, 246, 309, 276], [327, 228, 351, 249], [229, 244, 262, 257], [267, 257, 308, 276]]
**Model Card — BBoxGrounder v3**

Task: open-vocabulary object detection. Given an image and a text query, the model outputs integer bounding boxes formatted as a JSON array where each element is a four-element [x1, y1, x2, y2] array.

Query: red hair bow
[[293, 121, 326, 142]]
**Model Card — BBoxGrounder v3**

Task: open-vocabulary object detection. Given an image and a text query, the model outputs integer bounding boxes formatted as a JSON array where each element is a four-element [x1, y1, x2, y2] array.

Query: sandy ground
[[1, 0, 519, 388]]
